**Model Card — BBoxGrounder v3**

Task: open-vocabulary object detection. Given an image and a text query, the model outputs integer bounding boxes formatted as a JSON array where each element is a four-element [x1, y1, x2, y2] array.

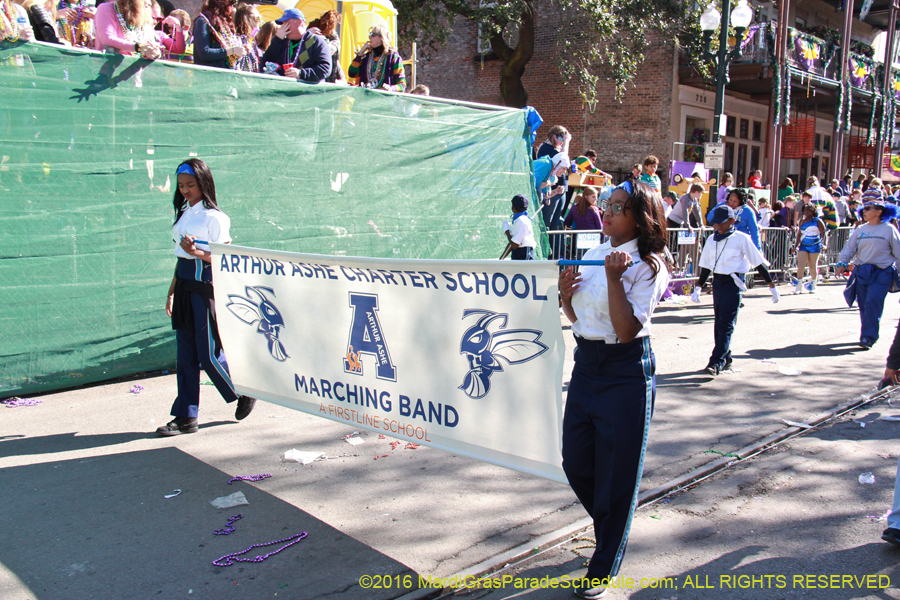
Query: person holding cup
[[1, 0, 35, 42], [260, 7, 331, 83], [94, 0, 181, 59], [193, 0, 245, 69], [347, 24, 406, 92]]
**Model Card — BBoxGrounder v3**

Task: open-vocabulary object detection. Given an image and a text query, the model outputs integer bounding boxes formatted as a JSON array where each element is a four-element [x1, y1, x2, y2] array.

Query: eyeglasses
[[599, 200, 629, 215], [369, 32, 381, 37]]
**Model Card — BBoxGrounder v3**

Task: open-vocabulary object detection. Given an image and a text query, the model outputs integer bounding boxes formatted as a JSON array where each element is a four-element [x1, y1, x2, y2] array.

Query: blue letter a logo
[[343, 293, 397, 381]]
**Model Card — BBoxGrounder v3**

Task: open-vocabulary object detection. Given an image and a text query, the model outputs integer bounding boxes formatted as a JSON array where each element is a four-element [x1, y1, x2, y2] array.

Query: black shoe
[[573, 577, 608, 599], [860, 338, 873, 350], [723, 358, 733, 371], [883, 527, 900, 547], [704, 365, 719, 377], [156, 417, 198, 436], [235, 396, 257, 421]]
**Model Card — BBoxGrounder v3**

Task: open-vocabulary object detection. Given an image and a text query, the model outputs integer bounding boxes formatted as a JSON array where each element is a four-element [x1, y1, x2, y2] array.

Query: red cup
[[282, 64, 293, 72]]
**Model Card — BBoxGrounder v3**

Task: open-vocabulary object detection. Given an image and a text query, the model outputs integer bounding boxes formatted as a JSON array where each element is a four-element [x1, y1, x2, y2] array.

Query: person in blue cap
[[159, 158, 257, 435], [836, 199, 900, 349], [261, 7, 332, 83], [558, 180, 670, 599], [692, 204, 779, 376]]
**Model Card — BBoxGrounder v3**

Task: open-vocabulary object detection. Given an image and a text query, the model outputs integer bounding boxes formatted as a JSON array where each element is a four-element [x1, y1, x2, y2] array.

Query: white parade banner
[[210, 244, 567, 483]]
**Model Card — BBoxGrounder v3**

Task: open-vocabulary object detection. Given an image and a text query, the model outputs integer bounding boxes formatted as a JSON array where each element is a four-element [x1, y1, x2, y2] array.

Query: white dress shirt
[[698, 230, 767, 275], [172, 201, 231, 259], [571, 238, 670, 343]]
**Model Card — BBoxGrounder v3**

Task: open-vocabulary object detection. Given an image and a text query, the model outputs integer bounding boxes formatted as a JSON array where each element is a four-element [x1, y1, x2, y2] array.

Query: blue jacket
[[733, 205, 761, 250]]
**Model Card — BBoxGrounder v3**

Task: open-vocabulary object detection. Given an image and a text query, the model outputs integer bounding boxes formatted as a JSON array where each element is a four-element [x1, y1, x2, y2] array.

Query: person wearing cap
[[692, 204, 779, 376], [836, 199, 900, 349], [502, 194, 536, 260], [261, 7, 332, 83], [159, 158, 257, 436]]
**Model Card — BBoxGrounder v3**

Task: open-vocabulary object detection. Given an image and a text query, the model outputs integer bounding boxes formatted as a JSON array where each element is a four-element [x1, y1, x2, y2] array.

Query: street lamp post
[[699, 0, 753, 188]]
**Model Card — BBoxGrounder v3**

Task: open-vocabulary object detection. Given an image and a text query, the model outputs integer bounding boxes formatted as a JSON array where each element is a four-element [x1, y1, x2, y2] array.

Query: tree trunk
[[490, 1, 535, 108]]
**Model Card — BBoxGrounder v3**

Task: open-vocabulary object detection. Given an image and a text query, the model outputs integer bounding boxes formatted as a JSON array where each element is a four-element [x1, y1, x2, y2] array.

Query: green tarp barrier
[[0, 41, 544, 398]]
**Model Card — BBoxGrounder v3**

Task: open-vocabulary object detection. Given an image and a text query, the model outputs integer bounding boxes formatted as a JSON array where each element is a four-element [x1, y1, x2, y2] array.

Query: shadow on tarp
[[0, 447, 419, 600]]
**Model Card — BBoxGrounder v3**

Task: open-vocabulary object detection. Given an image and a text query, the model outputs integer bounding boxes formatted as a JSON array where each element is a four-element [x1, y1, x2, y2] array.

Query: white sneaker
[[794, 281, 804, 294]]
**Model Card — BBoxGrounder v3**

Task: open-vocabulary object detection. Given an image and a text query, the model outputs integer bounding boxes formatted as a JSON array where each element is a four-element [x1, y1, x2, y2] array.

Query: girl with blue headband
[[158, 159, 256, 436], [836, 200, 900, 349], [557, 180, 670, 599]]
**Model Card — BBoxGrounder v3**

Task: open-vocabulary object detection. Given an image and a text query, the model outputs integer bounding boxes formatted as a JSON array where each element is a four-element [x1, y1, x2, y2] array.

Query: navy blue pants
[[543, 192, 565, 258], [171, 258, 238, 418], [708, 273, 742, 370], [855, 263, 893, 344], [562, 336, 655, 579]]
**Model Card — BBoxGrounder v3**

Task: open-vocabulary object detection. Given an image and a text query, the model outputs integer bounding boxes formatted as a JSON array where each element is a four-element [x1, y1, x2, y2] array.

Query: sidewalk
[[1, 280, 897, 599]]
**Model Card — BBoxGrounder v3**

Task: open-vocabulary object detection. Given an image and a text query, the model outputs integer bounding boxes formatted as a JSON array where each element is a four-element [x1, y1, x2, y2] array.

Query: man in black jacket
[[262, 8, 331, 84]]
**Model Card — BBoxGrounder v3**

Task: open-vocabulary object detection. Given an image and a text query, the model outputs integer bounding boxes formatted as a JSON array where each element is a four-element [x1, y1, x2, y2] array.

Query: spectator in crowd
[[793, 203, 826, 294], [668, 183, 703, 231], [348, 24, 404, 91], [770, 199, 786, 227], [854, 173, 866, 190], [557, 181, 669, 600], [810, 187, 839, 231], [95, 0, 182, 59], [232, 3, 260, 71], [193, 0, 244, 69], [627, 163, 642, 184], [504, 194, 535, 260], [252, 18, 275, 58], [308, 9, 345, 83], [640, 155, 661, 194], [693, 204, 778, 377], [574, 150, 608, 177], [757, 198, 772, 228], [837, 199, 900, 349], [863, 173, 875, 192], [410, 84, 430, 95], [777, 177, 794, 202], [564, 186, 603, 260], [663, 191, 677, 220], [827, 179, 840, 194], [846, 197, 861, 227], [22, 0, 60, 44], [863, 177, 886, 203], [793, 189, 811, 226], [717, 172, 734, 206], [535, 126, 571, 257], [748, 169, 766, 189], [724, 187, 761, 250], [262, 8, 331, 83], [840, 173, 853, 195], [158, 158, 257, 436], [161, 9, 190, 59], [832, 189, 849, 225], [54, 0, 93, 46]]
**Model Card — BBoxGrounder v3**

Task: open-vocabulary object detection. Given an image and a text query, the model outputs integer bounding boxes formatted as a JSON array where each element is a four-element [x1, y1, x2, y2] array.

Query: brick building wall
[[415, 0, 679, 181]]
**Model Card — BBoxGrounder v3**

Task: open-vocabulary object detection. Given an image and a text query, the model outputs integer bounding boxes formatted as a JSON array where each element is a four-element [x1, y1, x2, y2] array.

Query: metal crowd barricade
[[546, 226, 854, 285], [546, 229, 605, 261]]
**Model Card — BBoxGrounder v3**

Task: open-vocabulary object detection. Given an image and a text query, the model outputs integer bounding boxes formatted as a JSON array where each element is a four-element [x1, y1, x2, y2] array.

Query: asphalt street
[[1, 279, 899, 599]]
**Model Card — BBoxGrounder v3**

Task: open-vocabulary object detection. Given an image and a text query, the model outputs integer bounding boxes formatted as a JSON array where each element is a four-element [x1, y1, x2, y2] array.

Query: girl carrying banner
[[558, 181, 670, 599], [158, 159, 256, 436]]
